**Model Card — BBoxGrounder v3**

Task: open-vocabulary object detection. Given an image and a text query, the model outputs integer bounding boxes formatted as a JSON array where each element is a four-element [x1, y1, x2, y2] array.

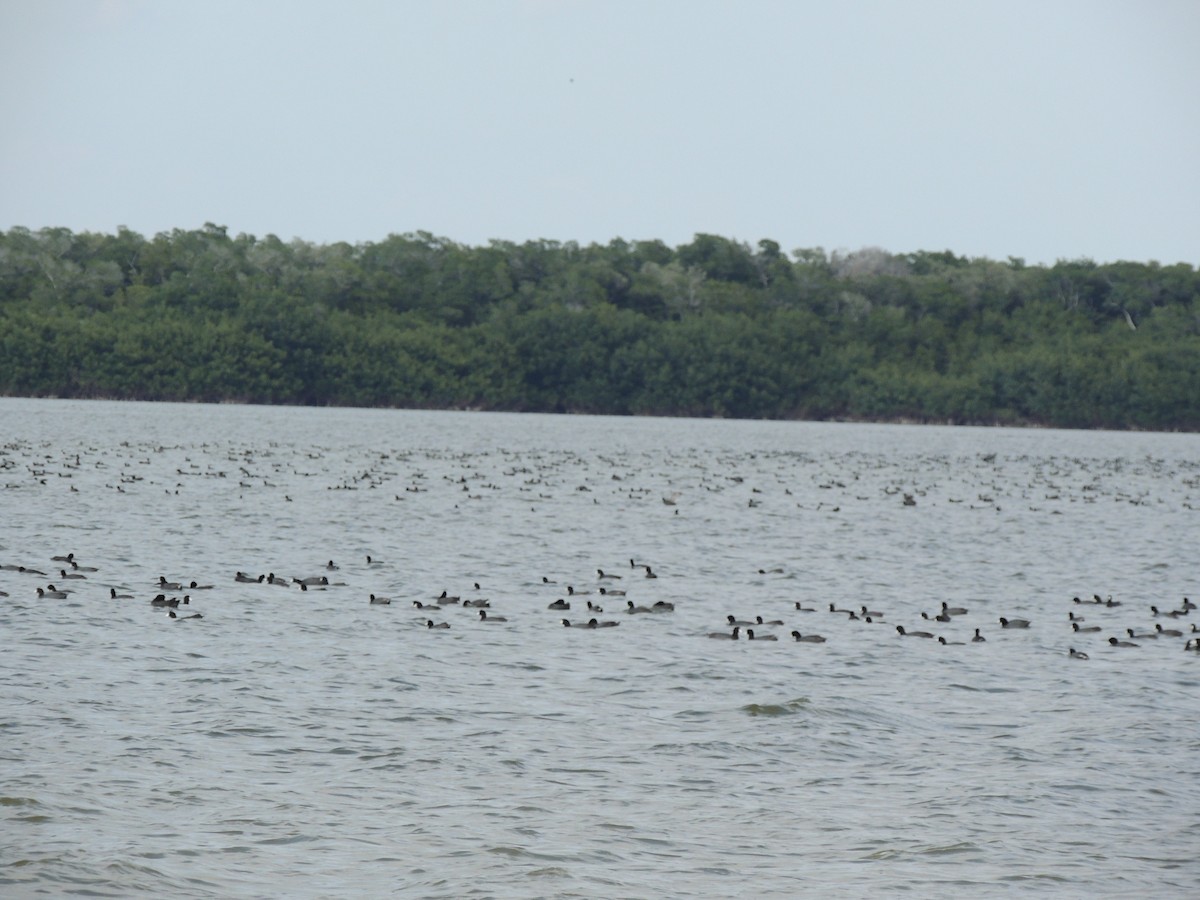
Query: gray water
[[1, 398, 1198, 898]]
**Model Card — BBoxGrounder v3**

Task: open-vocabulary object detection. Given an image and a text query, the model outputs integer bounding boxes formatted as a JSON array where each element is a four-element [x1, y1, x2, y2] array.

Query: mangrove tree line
[[1, 224, 1198, 429]]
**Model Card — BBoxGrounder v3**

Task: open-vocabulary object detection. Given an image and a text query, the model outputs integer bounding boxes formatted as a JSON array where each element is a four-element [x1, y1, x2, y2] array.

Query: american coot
[[791, 632, 826, 643], [562, 618, 620, 629], [708, 627, 741, 640]]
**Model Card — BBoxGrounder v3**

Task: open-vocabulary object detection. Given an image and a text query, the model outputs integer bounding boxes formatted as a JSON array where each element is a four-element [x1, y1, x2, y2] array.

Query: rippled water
[[2, 398, 1198, 897]]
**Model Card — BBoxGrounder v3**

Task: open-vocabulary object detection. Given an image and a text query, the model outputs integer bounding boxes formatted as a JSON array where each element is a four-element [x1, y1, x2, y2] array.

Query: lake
[[1, 398, 1198, 897]]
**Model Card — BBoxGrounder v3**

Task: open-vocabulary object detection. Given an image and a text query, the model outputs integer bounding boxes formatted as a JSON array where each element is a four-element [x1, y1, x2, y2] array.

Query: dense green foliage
[[2, 224, 1198, 429]]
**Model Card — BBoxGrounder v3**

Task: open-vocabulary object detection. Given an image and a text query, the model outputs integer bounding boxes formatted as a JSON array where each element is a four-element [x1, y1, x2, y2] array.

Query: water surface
[[2, 399, 1198, 897]]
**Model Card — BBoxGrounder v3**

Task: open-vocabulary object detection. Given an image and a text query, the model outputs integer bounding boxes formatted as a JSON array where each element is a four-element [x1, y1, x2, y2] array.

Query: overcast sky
[[2, 0, 1197, 264]]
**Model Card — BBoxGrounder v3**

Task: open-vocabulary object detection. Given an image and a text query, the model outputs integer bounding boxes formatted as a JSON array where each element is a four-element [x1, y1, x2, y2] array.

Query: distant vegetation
[[1, 224, 1198, 430]]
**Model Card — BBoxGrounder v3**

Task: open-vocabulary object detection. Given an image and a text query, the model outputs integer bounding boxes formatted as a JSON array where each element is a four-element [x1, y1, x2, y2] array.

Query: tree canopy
[[2, 225, 1197, 430]]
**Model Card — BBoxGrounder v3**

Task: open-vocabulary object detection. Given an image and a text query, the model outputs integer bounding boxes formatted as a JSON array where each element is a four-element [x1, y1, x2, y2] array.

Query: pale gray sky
[[2, 0, 1197, 264]]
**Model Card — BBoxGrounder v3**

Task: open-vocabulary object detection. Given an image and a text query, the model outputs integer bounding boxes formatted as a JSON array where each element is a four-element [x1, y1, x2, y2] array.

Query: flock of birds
[[1064, 592, 1200, 656], [701, 583, 1199, 653], [6, 552, 1198, 656], [4, 411, 1198, 661]]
